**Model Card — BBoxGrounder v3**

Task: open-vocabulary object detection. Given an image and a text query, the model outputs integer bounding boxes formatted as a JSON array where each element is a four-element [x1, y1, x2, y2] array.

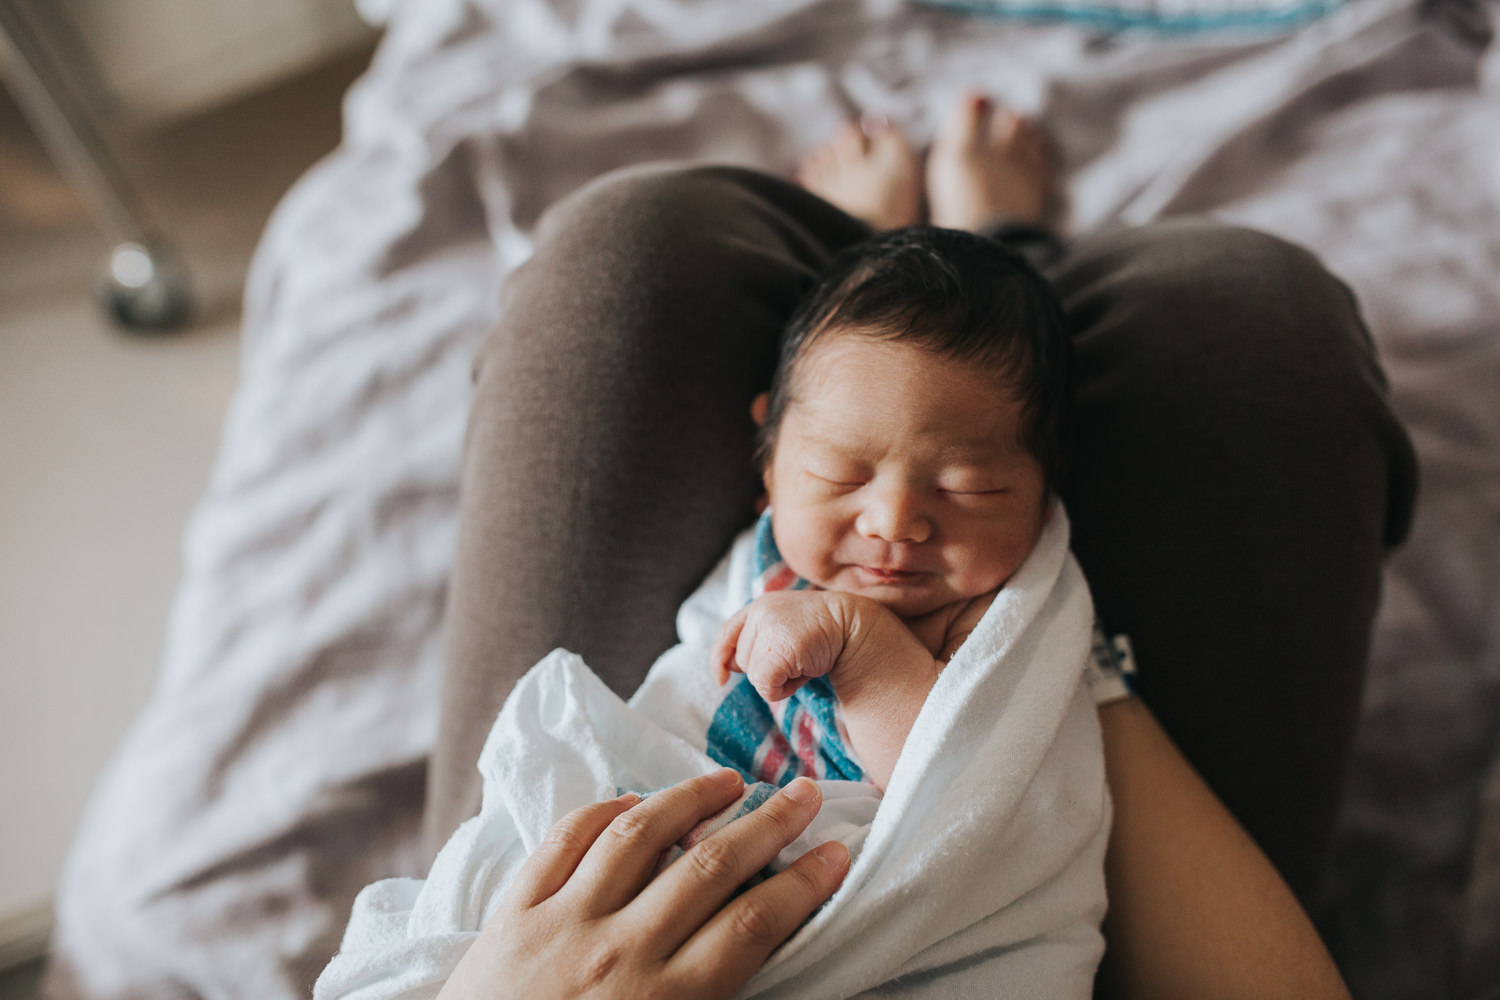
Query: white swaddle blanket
[[316, 498, 1110, 1000]]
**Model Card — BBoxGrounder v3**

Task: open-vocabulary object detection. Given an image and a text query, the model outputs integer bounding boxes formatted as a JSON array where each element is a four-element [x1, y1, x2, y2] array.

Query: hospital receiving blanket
[[700, 508, 871, 788], [314, 499, 1109, 1000]]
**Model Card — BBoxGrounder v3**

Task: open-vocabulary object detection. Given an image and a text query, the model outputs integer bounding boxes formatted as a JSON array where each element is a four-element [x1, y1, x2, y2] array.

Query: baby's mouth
[[857, 566, 922, 584]]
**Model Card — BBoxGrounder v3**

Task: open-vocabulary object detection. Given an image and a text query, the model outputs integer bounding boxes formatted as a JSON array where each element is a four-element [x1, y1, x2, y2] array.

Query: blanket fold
[[316, 499, 1108, 1000]]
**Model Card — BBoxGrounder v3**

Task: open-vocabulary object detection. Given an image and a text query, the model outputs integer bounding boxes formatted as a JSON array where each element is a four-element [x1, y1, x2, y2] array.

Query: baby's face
[[764, 336, 1048, 619]]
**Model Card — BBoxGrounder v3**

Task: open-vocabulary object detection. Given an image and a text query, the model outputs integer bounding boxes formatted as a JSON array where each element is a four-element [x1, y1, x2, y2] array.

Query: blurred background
[[0, 0, 378, 988]]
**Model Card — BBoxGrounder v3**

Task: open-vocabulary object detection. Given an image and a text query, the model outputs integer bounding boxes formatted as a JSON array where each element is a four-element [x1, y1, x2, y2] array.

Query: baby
[[710, 222, 1070, 791]]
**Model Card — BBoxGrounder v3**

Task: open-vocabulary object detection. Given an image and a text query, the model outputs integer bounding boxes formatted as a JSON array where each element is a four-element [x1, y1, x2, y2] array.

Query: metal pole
[[0, 0, 149, 242], [0, 0, 190, 329]]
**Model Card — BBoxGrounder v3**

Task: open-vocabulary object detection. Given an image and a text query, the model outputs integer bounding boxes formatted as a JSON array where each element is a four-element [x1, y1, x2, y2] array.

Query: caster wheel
[[96, 240, 191, 332]]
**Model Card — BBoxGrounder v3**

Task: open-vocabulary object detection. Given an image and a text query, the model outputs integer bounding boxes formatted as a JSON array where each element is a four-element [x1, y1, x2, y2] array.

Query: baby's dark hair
[[757, 225, 1072, 488]]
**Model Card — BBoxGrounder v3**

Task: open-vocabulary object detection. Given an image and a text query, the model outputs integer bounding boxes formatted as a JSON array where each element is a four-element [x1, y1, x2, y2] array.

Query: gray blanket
[[43, 0, 1500, 997]]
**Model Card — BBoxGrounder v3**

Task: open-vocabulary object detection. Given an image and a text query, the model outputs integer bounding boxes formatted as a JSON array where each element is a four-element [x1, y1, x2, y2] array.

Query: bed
[[40, 0, 1500, 997]]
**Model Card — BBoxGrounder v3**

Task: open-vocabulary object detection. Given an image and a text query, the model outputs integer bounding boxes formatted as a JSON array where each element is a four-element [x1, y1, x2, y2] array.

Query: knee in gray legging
[[427, 164, 867, 850], [481, 165, 873, 455], [1054, 218, 1415, 550], [1051, 218, 1417, 898], [516, 162, 868, 352]]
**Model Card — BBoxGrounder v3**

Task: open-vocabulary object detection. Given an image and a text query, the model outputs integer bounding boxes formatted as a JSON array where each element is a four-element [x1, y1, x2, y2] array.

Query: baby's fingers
[[778, 676, 811, 699], [741, 627, 803, 702], [712, 608, 751, 685], [751, 667, 800, 702]]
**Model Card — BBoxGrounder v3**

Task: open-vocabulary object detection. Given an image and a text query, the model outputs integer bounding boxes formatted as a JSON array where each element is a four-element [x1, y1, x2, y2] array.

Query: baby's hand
[[714, 592, 941, 791], [712, 592, 849, 702]]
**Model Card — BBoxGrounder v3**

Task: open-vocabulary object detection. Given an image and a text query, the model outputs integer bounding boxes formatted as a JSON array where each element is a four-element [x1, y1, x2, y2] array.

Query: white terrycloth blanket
[[315, 500, 1109, 1000]]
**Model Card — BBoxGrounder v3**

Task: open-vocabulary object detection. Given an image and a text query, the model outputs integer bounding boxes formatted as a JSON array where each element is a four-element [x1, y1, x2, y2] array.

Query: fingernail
[[783, 777, 820, 803], [812, 841, 849, 868], [711, 767, 743, 788], [860, 112, 890, 137], [616, 792, 640, 806]]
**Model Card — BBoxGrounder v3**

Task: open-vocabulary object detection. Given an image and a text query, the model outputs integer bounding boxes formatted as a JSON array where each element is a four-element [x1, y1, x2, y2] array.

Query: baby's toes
[[1019, 121, 1053, 167], [832, 120, 867, 159], [938, 92, 994, 152], [868, 125, 914, 167], [989, 110, 1025, 151], [794, 151, 820, 186], [798, 150, 837, 191]]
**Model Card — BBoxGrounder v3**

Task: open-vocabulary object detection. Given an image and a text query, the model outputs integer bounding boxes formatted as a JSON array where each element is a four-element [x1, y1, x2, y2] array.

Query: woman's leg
[[1050, 220, 1418, 901], [423, 165, 870, 851]]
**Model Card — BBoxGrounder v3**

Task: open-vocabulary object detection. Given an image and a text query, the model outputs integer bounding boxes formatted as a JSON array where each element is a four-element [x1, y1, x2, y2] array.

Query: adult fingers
[[672, 838, 851, 988], [563, 769, 747, 916], [635, 777, 825, 948], [507, 793, 640, 909]]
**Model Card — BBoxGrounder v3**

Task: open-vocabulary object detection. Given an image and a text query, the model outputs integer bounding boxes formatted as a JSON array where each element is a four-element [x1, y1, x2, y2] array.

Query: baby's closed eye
[[935, 466, 1013, 494], [939, 486, 1010, 496], [805, 462, 867, 487], [937, 482, 1013, 504]]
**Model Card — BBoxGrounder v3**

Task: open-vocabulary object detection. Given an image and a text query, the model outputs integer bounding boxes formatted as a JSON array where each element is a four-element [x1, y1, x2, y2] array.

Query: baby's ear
[[750, 393, 769, 427]]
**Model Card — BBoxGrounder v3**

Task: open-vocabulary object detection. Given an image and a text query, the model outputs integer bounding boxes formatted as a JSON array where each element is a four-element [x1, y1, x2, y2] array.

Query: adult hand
[[437, 768, 850, 1000]]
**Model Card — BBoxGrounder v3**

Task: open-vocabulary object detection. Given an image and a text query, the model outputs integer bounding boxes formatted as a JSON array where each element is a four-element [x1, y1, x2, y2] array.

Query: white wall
[[0, 300, 238, 921], [53, 0, 374, 125]]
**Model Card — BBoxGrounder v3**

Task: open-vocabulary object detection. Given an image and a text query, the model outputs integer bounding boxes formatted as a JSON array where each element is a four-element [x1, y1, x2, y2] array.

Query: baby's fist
[[711, 592, 846, 701]]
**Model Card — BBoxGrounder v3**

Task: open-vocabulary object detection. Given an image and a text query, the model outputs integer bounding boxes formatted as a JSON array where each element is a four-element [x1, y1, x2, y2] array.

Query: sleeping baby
[[317, 226, 1115, 1000]]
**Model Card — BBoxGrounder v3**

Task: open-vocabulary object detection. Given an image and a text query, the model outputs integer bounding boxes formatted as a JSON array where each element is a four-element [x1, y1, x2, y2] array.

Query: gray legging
[[424, 163, 1417, 903]]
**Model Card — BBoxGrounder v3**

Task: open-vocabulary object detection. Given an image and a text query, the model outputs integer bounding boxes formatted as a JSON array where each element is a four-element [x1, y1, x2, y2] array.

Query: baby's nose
[[856, 488, 931, 544]]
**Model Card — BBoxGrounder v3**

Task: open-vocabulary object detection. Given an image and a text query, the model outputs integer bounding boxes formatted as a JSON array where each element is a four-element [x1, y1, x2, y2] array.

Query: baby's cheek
[[773, 518, 837, 583], [968, 534, 1035, 591]]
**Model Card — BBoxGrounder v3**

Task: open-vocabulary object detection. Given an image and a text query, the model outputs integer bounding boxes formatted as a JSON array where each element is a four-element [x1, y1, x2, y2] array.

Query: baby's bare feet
[[926, 94, 1056, 232], [796, 116, 923, 231]]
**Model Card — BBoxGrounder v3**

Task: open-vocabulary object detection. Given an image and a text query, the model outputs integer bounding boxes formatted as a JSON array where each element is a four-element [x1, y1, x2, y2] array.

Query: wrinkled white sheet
[[44, 0, 1500, 998]]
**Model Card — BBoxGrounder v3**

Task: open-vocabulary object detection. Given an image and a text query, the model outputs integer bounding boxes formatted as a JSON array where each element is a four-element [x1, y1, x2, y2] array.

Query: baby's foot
[[796, 116, 923, 231], [926, 94, 1056, 232]]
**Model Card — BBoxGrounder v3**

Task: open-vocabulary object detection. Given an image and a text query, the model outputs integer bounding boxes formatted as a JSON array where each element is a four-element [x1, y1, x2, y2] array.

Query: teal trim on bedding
[[917, 0, 1346, 33]]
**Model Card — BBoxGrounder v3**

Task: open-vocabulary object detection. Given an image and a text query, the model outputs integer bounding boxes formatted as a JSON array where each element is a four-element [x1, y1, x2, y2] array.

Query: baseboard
[[0, 904, 52, 973]]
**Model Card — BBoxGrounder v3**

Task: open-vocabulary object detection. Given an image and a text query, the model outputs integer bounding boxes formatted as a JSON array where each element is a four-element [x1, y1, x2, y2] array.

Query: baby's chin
[[871, 589, 969, 619]]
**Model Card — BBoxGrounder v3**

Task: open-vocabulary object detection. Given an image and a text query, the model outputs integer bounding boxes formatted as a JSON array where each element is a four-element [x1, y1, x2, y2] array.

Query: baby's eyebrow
[[936, 438, 1026, 463], [796, 427, 870, 454]]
